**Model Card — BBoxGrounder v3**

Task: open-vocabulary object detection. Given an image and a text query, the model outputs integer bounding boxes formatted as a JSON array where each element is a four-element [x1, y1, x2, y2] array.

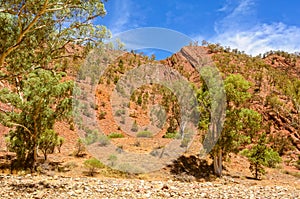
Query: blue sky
[[97, 0, 300, 58]]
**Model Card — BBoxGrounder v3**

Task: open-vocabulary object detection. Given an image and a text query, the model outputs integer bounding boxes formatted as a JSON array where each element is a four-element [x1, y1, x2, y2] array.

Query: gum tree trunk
[[213, 150, 222, 177]]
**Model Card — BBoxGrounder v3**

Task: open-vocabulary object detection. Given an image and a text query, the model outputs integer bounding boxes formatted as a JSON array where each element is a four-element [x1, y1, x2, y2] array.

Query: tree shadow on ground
[[167, 155, 214, 181]]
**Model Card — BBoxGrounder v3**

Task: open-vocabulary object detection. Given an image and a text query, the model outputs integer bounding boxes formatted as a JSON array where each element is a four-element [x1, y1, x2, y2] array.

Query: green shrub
[[241, 133, 282, 179], [74, 139, 86, 157], [57, 136, 64, 153], [137, 131, 153, 138], [98, 134, 110, 146], [137, 95, 142, 106], [84, 157, 105, 176], [38, 129, 59, 160], [84, 130, 100, 145], [265, 148, 282, 168], [108, 154, 117, 166], [163, 131, 180, 139], [108, 132, 124, 138], [99, 111, 106, 119]]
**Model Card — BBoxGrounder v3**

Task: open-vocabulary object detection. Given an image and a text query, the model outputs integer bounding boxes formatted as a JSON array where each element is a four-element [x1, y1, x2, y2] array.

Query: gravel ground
[[0, 174, 299, 199]]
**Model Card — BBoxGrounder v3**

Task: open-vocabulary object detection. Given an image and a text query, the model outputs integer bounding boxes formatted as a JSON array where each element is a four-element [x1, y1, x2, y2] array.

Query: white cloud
[[196, 0, 300, 55], [213, 23, 300, 55], [215, 0, 256, 33], [109, 0, 132, 34]]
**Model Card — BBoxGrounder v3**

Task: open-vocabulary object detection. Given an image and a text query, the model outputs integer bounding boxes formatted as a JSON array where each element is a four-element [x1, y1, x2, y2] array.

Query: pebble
[[0, 174, 298, 198]]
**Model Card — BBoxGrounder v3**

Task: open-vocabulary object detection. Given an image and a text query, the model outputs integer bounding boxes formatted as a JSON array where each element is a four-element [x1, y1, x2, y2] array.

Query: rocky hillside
[[0, 43, 299, 184], [165, 45, 300, 158]]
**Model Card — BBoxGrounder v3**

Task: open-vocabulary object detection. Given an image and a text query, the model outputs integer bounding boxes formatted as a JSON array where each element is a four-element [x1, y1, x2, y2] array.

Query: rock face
[[0, 174, 299, 199], [166, 46, 300, 158]]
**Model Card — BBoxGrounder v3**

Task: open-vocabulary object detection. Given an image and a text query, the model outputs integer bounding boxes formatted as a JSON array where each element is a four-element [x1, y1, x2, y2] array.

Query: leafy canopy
[[0, 0, 109, 170], [0, 0, 109, 79]]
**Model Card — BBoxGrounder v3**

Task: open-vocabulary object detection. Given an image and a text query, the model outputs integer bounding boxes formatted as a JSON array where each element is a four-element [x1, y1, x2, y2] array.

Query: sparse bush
[[90, 102, 98, 110], [108, 154, 117, 166], [69, 122, 75, 131], [163, 131, 180, 139], [108, 132, 124, 138], [116, 145, 123, 153], [115, 109, 125, 117], [137, 131, 153, 138], [74, 139, 86, 157], [137, 95, 142, 106], [98, 134, 110, 146], [180, 137, 190, 148], [99, 111, 106, 120], [84, 130, 100, 145], [150, 149, 159, 157], [113, 76, 119, 84], [131, 120, 138, 132], [57, 137, 64, 153], [84, 157, 104, 176], [38, 129, 60, 160]]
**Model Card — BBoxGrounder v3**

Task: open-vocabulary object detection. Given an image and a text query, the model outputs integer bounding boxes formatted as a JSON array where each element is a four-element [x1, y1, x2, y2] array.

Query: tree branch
[[8, 122, 32, 135], [0, 0, 49, 67]]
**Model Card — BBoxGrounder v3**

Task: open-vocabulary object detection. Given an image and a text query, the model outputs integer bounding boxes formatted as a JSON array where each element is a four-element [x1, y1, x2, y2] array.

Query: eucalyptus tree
[[198, 74, 262, 177], [0, 0, 109, 170]]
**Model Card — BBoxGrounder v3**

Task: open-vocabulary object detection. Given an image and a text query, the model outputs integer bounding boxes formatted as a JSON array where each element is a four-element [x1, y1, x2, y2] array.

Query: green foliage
[[38, 129, 59, 160], [137, 95, 143, 106], [269, 132, 294, 156], [264, 148, 282, 168], [74, 139, 86, 157], [198, 74, 260, 177], [108, 132, 124, 138], [108, 154, 117, 166], [1, 69, 73, 169], [163, 131, 180, 139], [0, 0, 109, 78], [224, 74, 252, 106], [0, 0, 109, 170], [237, 108, 262, 140], [241, 133, 281, 179], [211, 75, 259, 155], [84, 130, 100, 145], [57, 136, 64, 153], [197, 86, 211, 130], [136, 131, 153, 138], [84, 157, 105, 176], [99, 111, 106, 120]]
